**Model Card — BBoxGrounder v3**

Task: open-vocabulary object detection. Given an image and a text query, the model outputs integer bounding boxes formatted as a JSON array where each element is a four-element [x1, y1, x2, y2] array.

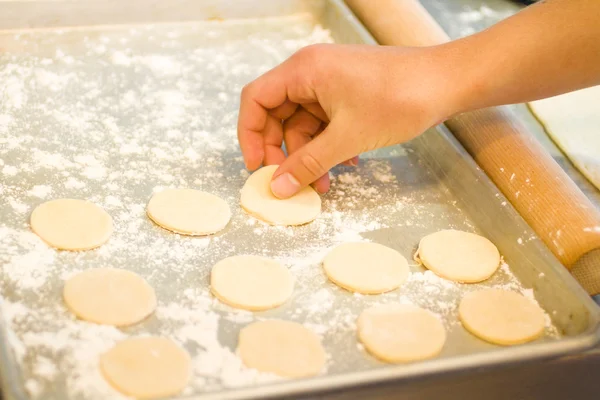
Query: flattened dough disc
[[415, 230, 500, 283], [240, 165, 321, 226], [100, 337, 191, 399], [358, 304, 446, 363], [211, 255, 294, 311], [238, 319, 326, 378], [323, 242, 410, 294], [30, 198, 113, 250], [459, 289, 545, 345], [529, 86, 600, 190], [64, 268, 156, 326], [147, 188, 231, 235]]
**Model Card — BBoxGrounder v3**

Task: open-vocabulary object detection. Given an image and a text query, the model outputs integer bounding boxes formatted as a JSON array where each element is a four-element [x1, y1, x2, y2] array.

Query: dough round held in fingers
[[415, 229, 500, 283], [63, 267, 156, 327], [357, 304, 446, 363], [240, 165, 321, 226], [323, 242, 410, 294], [30, 198, 113, 250], [211, 255, 294, 311], [238, 320, 326, 378], [147, 188, 231, 235], [100, 337, 191, 399], [459, 289, 546, 345]]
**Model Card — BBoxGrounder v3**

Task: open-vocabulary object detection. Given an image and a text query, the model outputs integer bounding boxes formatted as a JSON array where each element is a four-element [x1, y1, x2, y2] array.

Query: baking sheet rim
[[0, 0, 599, 399]]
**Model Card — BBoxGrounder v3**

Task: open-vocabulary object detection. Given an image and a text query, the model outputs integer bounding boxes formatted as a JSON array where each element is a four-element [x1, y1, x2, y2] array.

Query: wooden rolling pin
[[345, 0, 600, 295]]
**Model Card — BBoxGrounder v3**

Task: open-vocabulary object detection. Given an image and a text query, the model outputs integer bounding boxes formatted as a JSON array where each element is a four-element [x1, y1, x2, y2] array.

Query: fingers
[[302, 102, 329, 123], [237, 115, 265, 171], [262, 115, 286, 165], [283, 108, 321, 154], [238, 49, 322, 170], [342, 156, 360, 167], [269, 99, 298, 120], [271, 118, 352, 198], [312, 173, 331, 194], [278, 107, 357, 196], [282, 107, 330, 194]]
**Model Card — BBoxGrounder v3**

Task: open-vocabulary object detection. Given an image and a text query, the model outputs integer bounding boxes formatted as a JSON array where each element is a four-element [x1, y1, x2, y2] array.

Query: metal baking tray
[[0, 1, 598, 399]]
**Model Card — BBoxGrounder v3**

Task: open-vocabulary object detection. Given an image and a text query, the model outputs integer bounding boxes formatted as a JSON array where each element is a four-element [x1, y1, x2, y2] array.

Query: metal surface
[[0, 1, 599, 399], [319, 351, 600, 400]]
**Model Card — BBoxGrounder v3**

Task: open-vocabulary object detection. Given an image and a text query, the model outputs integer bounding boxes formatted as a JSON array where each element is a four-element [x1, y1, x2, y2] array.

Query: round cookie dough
[[64, 268, 156, 326], [147, 189, 231, 235], [357, 304, 446, 363], [322, 242, 410, 294], [415, 229, 500, 283], [211, 255, 293, 311], [238, 320, 326, 378], [240, 165, 321, 226], [459, 289, 545, 345], [30, 198, 113, 250], [100, 337, 191, 399]]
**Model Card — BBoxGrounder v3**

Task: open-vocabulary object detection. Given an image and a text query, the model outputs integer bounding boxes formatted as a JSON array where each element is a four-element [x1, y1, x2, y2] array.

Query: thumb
[[270, 121, 351, 199]]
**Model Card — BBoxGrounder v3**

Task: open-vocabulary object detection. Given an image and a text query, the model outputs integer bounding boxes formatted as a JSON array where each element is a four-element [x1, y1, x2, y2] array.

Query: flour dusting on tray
[[0, 14, 556, 400]]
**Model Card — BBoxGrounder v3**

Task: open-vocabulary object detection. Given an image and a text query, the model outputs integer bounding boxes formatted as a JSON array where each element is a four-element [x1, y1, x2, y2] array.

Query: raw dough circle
[[357, 304, 446, 363], [100, 337, 191, 399], [240, 165, 321, 226], [415, 230, 500, 283], [238, 320, 326, 378], [322, 242, 410, 294], [63, 268, 156, 326], [459, 289, 545, 345], [147, 189, 231, 235], [30, 198, 113, 250], [211, 255, 293, 311]]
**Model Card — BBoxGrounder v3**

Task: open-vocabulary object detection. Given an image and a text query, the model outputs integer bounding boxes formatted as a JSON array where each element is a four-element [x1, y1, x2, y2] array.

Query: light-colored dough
[[240, 165, 321, 226], [322, 242, 410, 294], [415, 230, 500, 283], [30, 198, 113, 250], [211, 255, 293, 311], [63, 268, 156, 326], [147, 188, 231, 235], [357, 304, 446, 363], [529, 86, 600, 190], [100, 337, 191, 399], [238, 319, 326, 378], [459, 289, 545, 345]]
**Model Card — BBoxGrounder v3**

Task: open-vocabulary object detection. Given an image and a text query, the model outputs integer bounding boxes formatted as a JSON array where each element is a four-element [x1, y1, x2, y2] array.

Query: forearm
[[236, 0, 600, 196], [446, 0, 600, 114]]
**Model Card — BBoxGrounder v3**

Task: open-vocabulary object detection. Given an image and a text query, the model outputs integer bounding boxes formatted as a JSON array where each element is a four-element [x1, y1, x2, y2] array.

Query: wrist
[[424, 42, 477, 121], [432, 34, 513, 119]]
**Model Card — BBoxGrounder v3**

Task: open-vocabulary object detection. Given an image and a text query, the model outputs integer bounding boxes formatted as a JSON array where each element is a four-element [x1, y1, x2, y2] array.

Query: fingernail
[[271, 173, 300, 199], [349, 157, 359, 166]]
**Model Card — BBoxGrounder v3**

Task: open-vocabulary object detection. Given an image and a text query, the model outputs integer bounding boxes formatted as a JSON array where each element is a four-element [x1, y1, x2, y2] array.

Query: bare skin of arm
[[237, 0, 600, 198]]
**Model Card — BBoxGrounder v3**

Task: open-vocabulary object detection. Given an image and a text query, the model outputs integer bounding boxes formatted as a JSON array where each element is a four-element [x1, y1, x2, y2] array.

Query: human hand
[[237, 44, 460, 198]]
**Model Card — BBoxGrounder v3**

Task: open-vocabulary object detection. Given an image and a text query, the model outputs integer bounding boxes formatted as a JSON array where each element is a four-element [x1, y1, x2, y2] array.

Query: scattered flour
[[27, 185, 53, 199], [64, 177, 86, 189], [2, 165, 18, 176], [0, 12, 557, 400]]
